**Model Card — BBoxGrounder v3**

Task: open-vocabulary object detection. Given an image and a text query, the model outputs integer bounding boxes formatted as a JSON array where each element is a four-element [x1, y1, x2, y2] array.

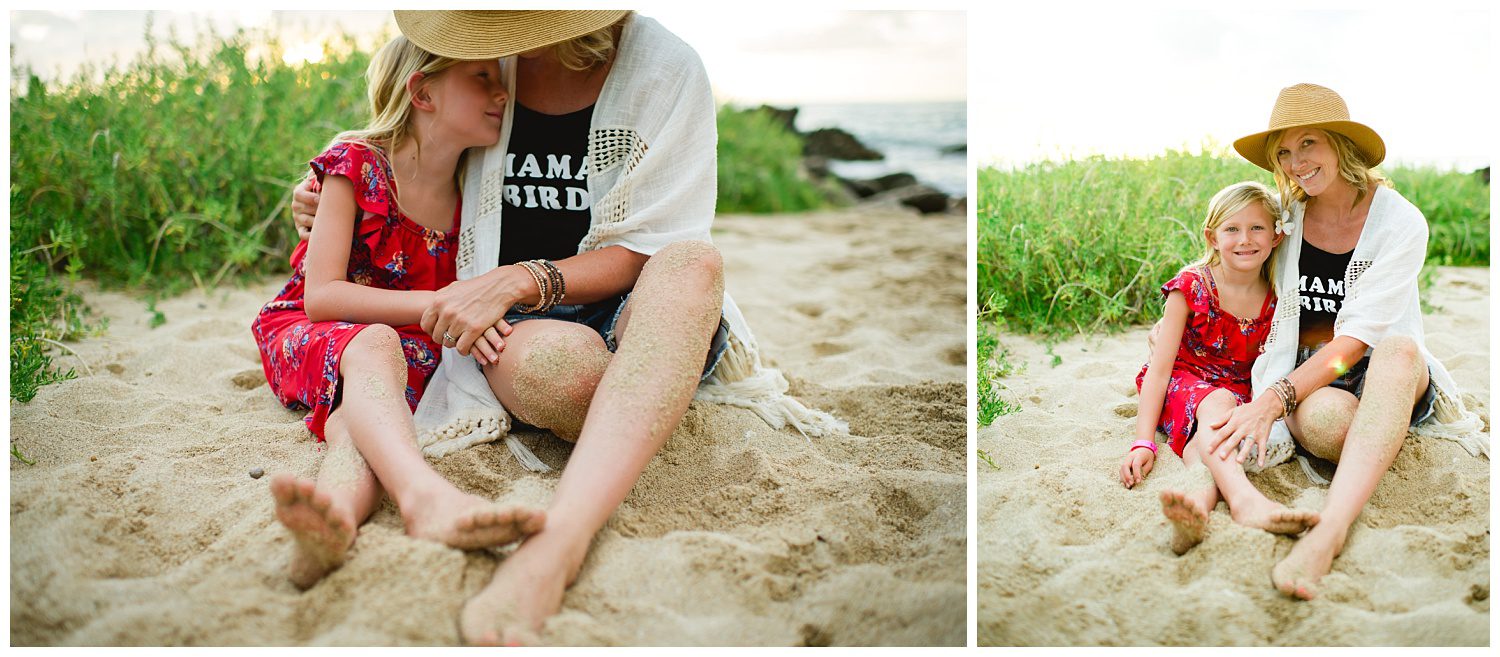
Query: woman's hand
[[421, 267, 532, 365], [1119, 447, 1155, 488], [292, 175, 320, 241], [1206, 394, 1280, 467]]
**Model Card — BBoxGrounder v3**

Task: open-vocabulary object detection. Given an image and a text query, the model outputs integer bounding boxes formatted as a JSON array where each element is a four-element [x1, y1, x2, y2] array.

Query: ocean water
[[794, 101, 967, 198]]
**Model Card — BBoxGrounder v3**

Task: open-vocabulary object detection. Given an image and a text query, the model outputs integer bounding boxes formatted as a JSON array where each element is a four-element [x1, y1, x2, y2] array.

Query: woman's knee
[[1290, 387, 1358, 462], [509, 325, 611, 440], [647, 240, 724, 288]]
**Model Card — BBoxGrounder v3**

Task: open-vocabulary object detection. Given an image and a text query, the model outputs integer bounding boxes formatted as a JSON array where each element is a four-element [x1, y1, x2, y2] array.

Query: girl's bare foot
[[1228, 496, 1319, 536], [402, 489, 546, 550], [1271, 523, 1345, 600], [270, 474, 356, 589], [460, 535, 579, 646], [1160, 488, 1212, 555]]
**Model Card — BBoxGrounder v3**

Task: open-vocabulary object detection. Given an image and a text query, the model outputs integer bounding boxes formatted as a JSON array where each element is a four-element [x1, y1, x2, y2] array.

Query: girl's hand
[[1207, 394, 1279, 468], [292, 175, 320, 242], [1119, 447, 1155, 488], [422, 269, 523, 364]]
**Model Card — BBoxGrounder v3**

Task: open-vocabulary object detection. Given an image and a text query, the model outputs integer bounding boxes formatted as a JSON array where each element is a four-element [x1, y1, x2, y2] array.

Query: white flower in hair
[[1275, 209, 1296, 235]]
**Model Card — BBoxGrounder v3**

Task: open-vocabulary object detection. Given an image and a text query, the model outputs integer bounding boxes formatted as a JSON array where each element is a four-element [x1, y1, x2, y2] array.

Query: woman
[[1208, 83, 1485, 600], [292, 10, 842, 644]]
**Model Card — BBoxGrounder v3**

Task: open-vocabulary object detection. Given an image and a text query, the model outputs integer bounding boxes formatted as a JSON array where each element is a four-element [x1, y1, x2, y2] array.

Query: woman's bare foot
[[270, 474, 356, 589], [1159, 488, 1214, 555], [460, 535, 580, 646], [1228, 495, 1320, 536], [1271, 523, 1346, 600], [401, 488, 546, 550]]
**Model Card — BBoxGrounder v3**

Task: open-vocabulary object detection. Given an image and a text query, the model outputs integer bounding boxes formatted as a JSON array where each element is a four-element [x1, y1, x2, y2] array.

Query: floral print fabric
[[1135, 265, 1276, 457], [251, 142, 458, 440]]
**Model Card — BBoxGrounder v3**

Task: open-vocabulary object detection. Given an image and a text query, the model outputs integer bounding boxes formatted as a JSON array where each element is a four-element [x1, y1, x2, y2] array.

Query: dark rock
[[804, 128, 883, 161], [843, 172, 918, 198], [756, 105, 800, 134], [249, 467, 265, 479], [941, 143, 967, 155], [869, 183, 951, 215]]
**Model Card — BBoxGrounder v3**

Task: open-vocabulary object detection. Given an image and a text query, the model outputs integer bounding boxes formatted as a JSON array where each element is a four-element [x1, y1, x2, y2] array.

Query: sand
[[977, 266, 1490, 646], [9, 206, 965, 647]]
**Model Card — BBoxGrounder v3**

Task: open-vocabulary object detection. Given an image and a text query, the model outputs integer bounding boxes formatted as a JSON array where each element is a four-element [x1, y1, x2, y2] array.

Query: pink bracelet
[[1129, 439, 1158, 455]]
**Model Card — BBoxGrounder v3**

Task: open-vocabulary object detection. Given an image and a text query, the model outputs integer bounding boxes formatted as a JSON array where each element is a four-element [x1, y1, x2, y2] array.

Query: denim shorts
[[1296, 346, 1436, 427], [504, 294, 730, 381]]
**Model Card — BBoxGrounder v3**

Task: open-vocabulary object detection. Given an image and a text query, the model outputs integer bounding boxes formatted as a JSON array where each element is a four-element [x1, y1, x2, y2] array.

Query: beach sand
[[977, 266, 1490, 646], [10, 207, 965, 646]]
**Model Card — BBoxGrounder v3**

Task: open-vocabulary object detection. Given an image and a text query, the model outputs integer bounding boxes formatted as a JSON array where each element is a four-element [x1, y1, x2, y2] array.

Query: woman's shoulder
[[1371, 184, 1425, 222]]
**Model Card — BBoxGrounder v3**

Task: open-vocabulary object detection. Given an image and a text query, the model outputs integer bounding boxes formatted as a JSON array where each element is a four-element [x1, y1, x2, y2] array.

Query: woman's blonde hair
[[1262, 127, 1392, 212], [1197, 181, 1282, 283], [551, 12, 632, 71], [328, 36, 468, 200]]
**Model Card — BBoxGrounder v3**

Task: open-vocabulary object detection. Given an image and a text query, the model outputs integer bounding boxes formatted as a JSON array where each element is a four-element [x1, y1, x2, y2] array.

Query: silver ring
[[442, 332, 456, 344]]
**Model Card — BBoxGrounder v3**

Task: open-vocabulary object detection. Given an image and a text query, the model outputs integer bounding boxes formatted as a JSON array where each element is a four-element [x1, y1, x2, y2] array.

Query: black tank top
[[499, 102, 594, 266], [1298, 240, 1352, 330]]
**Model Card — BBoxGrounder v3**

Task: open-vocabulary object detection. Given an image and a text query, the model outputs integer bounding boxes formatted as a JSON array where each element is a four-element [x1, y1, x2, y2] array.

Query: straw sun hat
[[393, 10, 631, 61], [1233, 83, 1385, 172]]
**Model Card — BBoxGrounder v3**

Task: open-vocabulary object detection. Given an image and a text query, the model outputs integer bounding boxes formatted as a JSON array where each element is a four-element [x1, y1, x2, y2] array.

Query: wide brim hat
[[393, 10, 631, 60], [1233, 83, 1385, 172]]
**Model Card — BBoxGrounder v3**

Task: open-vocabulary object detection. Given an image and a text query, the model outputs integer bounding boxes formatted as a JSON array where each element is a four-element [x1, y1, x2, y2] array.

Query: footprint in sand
[[231, 368, 265, 390]]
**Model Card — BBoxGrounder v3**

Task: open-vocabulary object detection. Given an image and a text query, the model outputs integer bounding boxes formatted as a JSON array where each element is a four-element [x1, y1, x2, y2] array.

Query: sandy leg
[[462, 241, 724, 645], [336, 325, 545, 551], [1159, 487, 1214, 555], [270, 473, 358, 589], [1272, 336, 1426, 599]]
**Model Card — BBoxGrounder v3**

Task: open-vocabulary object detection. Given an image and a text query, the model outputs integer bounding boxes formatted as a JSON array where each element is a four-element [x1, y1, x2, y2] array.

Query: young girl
[[251, 36, 543, 589], [1118, 181, 1319, 555]]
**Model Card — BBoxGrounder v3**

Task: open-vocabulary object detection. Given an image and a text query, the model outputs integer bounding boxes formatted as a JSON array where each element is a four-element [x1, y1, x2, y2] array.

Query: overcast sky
[[8, 9, 968, 105], [972, 7, 1493, 170]]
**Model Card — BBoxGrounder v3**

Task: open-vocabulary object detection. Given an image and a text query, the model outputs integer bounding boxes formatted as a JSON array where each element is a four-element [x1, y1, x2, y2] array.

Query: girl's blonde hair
[[552, 12, 632, 71], [328, 36, 468, 200], [1262, 127, 1393, 213], [1197, 181, 1282, 283]]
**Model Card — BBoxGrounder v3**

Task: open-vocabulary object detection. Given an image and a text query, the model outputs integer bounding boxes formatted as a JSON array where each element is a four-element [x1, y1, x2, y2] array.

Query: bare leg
[[1192, 392, 1319, 536], [462, 241, 724, 645], [483, 320, 611, 443], [1160, 390, 1232, 554], [271, 412, 382, 588], [1273, 336, 1428, 599], [329, 326, 545, 550], [1285, 386, 1359, 463]]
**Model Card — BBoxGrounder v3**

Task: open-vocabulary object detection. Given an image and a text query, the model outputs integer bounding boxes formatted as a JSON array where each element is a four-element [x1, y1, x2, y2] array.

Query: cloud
[[19, 24, 49, 42]]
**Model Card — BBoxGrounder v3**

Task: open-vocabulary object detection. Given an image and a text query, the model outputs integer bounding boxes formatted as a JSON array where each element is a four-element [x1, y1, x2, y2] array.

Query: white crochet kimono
[[1248, 184, 1487, 475], [412, 14, 845, 469]]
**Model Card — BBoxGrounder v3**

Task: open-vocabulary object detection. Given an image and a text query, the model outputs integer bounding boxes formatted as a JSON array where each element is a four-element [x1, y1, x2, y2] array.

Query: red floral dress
[[1135, 266, 1275, 457], [251, 142, 458, 441]]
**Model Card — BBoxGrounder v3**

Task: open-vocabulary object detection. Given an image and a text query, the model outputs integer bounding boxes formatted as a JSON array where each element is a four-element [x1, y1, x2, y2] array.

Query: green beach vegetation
[[975, 150, 1489, 424], [10, 27, 836, 405]]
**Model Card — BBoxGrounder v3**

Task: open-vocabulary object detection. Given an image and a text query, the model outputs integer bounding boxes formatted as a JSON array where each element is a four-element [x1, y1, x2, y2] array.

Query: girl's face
[[425, 59, 508, 148], [1274, 128, 1341, 197], [1208, 205, 1281, 274]]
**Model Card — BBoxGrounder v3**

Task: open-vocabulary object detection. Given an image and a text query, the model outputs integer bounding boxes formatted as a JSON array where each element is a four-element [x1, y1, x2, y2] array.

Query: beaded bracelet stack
[[1269, 377, 1298, 419], [513, 259, 566, 314]]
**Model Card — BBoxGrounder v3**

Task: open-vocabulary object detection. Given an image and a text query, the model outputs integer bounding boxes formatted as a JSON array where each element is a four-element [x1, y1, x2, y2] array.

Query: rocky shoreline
[[758, 105, 966, 216]]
